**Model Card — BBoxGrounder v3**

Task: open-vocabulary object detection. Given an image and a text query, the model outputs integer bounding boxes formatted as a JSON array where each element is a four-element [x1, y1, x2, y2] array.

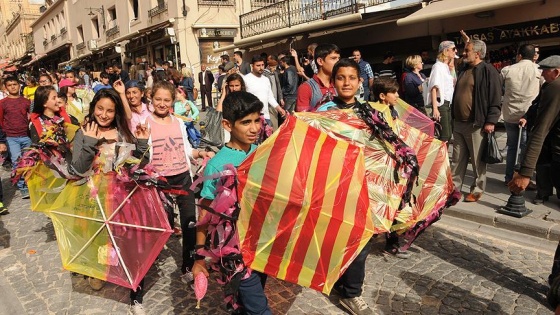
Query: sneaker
[[181, 268, 194, 284], [0, 202, 8, 215], [21, 189, 30, 199], [340, 296, 374, 315], [130, 300, 146, 315], [87, 277, 105, 291], [384, 246, 411, 259], [533, 194, 549, 205]]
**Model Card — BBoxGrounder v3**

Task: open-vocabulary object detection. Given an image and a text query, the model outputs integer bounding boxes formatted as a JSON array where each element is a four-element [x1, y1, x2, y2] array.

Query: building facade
[[0, 0, 44, 69]]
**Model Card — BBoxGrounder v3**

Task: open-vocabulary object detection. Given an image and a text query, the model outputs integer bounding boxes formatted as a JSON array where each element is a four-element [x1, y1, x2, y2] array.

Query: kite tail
[[194, 164, 249, 311]]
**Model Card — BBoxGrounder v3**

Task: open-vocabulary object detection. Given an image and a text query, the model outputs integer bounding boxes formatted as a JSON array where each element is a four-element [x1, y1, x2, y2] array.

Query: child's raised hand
[[82, 121, 100, 139], [135, 123, 150, 139], [113, 79, 125, 94]]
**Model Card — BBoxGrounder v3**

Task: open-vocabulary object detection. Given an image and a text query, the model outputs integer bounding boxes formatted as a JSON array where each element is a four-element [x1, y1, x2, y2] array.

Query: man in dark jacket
[[451, 40, 502, 202], [198, 64, 214, 111], [279, 55, 298, 114]]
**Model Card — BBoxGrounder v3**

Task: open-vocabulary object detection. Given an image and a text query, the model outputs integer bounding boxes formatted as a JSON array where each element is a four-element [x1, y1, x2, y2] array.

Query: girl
[[59, 78, 85, 122], [69, 88, 150, 314], [174, 87, 201, 148], [23, 77, 38, 102], [146, 81, 214, 282], [29, 86, 73, 144]]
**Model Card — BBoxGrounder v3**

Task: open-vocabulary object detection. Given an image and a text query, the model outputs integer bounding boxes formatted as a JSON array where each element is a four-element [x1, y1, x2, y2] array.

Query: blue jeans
[[7, 136, 31, 190], [504, 122, 526, 182], [238, 271, 271, 315]]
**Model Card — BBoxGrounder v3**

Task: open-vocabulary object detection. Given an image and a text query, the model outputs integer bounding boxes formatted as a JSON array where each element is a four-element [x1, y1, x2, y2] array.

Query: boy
[[193, 91, 271, 315], [0, 76, 31, 199], [372, 77, 412, 260]]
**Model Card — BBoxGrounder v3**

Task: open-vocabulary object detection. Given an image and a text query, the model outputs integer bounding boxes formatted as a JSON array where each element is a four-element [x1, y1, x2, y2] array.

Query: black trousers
[[200, 86, 213, 110], [165, 171, 196, 274], [334, 240, 372, 298]]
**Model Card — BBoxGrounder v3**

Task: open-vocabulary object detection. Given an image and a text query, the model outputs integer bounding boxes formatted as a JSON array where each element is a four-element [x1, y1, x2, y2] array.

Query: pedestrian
[[233, 50, 251, 75], [174, 87, 200, 148], [0, 76, 31, 199], [145, 81, 214, 282], [296, 43, 340, 111], [93, 72, 112, 93], [193, 91, 272, 315], [243, 55, 287, 142], [123, 80, 151, 133], [352, 50, 374, 101], [501, 44, 541, 186], [452, 40, 502, 202], [23, 76, 38, 102], [279, 55, 297, 114], [180, 66, 195, 102], [373, 51, 397, 80], [427, 41, 457, 142], [0, 123, 7, 214], [209, 73, 246, 146], [29, 85, 72, 144], [402, 55, 427, 113], [69, 88, 150, 313], [198, 64, 214, 111], [113, 62, 130, 84], [59, 79, 85, 122], [314, 58, 376, 315]]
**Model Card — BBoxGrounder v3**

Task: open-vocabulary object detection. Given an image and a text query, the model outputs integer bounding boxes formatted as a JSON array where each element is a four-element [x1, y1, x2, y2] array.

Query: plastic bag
[[482, 132, 503, 164]]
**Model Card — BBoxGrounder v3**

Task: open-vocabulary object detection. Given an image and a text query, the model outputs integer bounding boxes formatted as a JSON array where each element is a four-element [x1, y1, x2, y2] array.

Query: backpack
[[305, 77, 336, 110]]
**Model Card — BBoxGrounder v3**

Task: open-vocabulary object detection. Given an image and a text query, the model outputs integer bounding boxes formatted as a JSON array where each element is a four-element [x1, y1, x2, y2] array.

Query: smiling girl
[[29, 86, 73, 144], [146, 80, 214, 280]]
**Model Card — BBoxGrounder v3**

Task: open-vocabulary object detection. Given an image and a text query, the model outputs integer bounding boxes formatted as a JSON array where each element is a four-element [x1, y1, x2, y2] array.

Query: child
[[124, 80, 151, 132], [372, 77, 412, 260], [313, 58, 376, 315], [69, 88, 150, 314], [59, 78, 85, 122], [193, 91, 271, 315], [29, 86, 72, 144], [56, 93, 80, 125], [0, 76, 31, 199], [174, 87, 200, 148], [145, 81, 214, 280]]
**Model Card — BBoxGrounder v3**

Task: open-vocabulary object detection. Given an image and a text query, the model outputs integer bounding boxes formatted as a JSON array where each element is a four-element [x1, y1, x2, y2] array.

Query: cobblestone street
[[0, 170, 556, 315]]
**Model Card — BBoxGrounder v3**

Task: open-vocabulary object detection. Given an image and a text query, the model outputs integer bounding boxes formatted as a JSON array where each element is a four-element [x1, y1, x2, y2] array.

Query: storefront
[[197, 28, 236, 71], [447, 16, 560, 70]]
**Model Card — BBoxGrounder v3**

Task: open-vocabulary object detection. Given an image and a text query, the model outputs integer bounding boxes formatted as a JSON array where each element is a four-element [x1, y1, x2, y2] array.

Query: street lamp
[[86, 6, 106, 30]]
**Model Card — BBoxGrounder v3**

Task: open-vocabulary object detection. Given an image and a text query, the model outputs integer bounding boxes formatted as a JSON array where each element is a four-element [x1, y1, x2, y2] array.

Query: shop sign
[[449, 16, 560, 46], [198, 28, 237, 38], [199, 40, 234, 71]]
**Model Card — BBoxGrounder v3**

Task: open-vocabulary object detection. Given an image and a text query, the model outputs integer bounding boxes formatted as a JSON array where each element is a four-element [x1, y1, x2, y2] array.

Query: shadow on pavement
[[397, 270, 505, 314], [415, 229, 549, 307], [33, 219, 56, 243], [0, 219, 10, 248]]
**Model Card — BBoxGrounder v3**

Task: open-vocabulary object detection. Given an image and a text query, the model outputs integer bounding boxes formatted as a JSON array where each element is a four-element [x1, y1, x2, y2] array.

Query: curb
[[445, 206, 560, 242]]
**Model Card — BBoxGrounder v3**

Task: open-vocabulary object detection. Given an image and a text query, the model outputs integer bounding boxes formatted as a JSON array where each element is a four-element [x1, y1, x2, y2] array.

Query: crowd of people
[[0, 31, 559, 315]]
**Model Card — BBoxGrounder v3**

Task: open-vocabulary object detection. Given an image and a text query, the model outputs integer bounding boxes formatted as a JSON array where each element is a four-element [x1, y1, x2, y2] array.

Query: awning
[[22, 54, 48, 67], [397, 0, 541, 26], [95, 20, 174, 52], [213, 13, 363, 53]]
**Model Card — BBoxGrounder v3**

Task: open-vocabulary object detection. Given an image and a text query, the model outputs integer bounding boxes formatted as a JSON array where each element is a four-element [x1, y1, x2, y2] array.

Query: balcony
[[239, 0, 396, 38], [149, 2, 168, 18], [251, 0, 278, 9], [106, 25, 120, 37], [43, 39, 48, 46], [51, 35, 57, 40], [198, 0, 235, 6], [76, 42, 86, 51], [60, 27, 67, 35]]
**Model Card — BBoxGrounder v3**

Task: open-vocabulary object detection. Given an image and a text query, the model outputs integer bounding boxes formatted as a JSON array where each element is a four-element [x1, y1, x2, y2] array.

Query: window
[[92, 17, 99, 38], [77, 25, 84, 43], [129, 0, 139, 19]]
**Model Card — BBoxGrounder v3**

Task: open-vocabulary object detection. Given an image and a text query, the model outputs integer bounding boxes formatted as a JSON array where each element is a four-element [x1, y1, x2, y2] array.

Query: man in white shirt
[[501, 44, 541, 184], [243, 55, 286, 126]]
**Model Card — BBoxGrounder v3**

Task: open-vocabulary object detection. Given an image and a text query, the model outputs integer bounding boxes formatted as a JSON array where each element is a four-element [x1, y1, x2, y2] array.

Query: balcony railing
[[51, 35, 57, 40], [60, 27, 67, 35], [106, 25, 120, 37], [149, 2, 168, 18], [240, 0, 395, 38], [76, 42, 86, 50], [198, 0, 235, 6], [43, 39, 48, 46], [251, 0, 278, 9]]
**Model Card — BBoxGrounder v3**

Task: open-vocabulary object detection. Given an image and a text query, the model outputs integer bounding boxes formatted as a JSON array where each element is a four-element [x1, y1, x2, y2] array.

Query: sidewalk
[[445, 129, 560, 242]]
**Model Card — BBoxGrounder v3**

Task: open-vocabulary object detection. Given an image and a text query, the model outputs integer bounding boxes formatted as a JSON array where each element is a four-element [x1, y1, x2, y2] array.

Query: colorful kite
[[236, 116, 374, 294]]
